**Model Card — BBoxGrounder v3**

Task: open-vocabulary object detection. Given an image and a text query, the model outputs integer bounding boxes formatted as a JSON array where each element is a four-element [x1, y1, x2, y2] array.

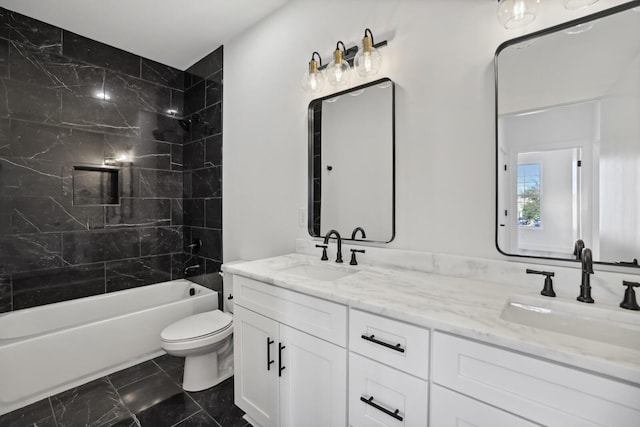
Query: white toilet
[[160, 275, 234, 392]]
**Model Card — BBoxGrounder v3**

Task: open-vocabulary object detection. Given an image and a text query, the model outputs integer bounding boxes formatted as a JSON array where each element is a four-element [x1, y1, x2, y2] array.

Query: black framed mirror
[[308, 77, 395, 243], [495, 1, 640, 267]]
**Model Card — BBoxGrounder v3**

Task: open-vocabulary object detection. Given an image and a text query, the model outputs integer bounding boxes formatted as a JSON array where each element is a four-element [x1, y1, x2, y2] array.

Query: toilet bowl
[[160, 277, 235, 392]]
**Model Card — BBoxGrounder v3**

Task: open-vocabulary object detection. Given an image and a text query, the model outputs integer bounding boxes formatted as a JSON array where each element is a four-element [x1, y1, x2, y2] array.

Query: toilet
[[160, 273, 234, 392]]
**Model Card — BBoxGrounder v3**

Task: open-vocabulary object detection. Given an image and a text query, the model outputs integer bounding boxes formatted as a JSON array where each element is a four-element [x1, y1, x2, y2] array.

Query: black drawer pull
[[360, 396, 403, 422], [267, 338, 275, 370], [361, 334, 405, 353], [279, 343, 286, 377]]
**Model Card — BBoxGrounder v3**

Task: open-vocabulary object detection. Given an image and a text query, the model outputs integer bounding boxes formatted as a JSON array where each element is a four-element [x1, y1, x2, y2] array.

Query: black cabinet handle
[[360, 396, 403, 422], [361, 334, 405, 353], [278, 343, 286, 377], [267, 338, 274, 371]]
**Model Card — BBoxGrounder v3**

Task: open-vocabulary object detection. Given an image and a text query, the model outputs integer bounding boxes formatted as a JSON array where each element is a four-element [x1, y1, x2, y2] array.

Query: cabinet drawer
[[233, 275, 347, 346], [430, 384, 537, 426], [433, 332, 640, 427], [349, 353, 428, 427], [349, 309, 429, 379]]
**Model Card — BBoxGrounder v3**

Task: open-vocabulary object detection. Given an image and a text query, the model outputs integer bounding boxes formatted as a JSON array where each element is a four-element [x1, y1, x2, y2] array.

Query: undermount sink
[[279, 263, 357, 281], [500, 296, 640, 351]]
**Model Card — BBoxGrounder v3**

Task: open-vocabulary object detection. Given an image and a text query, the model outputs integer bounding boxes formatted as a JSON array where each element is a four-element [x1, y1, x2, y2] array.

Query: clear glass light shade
[[354, 46, 382, 77], [327, 47, 351, 88], [302, 69, 325, 93], [564, 0, 599, 10], [497, 0, 539, 29]]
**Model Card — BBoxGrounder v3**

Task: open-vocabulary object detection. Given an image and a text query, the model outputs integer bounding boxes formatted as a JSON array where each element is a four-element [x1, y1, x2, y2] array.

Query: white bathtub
[[0, 279, 218, 415]]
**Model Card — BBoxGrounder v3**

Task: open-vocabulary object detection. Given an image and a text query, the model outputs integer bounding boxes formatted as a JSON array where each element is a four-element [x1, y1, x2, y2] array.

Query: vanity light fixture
[[497, 0, 540, 29], [327, 41, 352, 88], [564, 0, 599, 10], [302, 51, 326, 94], [354, 28, 382, 77]]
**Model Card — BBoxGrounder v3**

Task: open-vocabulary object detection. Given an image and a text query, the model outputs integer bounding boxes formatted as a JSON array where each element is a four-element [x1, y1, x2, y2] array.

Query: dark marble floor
[[0, 354, 248, 427]]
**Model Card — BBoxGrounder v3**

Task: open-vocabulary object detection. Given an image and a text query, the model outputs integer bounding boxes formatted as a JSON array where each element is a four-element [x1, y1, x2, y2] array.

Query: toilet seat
[[161, 310, 233, 343]]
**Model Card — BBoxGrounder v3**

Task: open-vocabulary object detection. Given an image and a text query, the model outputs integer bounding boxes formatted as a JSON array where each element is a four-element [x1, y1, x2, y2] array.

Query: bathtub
[[0, 279, 218, 415]]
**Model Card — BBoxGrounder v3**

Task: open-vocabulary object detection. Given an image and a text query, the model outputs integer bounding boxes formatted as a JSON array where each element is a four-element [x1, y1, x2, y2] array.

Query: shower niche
[[72, 166, 120, 206]]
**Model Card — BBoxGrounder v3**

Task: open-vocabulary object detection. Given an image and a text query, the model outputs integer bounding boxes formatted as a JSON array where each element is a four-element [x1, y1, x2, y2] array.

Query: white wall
[[223, 0, 630, 263]]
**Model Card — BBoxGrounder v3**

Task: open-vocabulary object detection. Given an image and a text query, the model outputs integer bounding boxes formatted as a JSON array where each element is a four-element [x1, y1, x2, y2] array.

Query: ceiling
[[0, 0, 291, 70]]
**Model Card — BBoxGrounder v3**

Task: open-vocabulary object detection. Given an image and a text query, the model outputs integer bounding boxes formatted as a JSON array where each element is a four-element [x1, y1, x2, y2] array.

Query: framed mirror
[[495, 1, 640, 267], [308, 78, 395, 243]]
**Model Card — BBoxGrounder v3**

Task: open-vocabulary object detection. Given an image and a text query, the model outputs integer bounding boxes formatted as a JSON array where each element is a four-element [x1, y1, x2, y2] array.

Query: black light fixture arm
[[311, 51, 322, 66], [316, 30, 388, 71]]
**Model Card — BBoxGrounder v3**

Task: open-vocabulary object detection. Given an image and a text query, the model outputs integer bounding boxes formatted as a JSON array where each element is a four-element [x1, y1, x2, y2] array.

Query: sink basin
[[500, 296, 640, 351], [279, 264, 356, 281]]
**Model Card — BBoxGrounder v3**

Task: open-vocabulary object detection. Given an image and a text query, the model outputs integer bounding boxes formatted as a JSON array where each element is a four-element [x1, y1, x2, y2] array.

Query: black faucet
[[323, 229, 343, 263], [577, 248, 594, 303], [573, 239, 585, 260], [351, 227, 367, 240]]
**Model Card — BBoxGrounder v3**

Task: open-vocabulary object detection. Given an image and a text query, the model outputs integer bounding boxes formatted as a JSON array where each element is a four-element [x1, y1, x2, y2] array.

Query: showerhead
[[178, 119, 191, 132]]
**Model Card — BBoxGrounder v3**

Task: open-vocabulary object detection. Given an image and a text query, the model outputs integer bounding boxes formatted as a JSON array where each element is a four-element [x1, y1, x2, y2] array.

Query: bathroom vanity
[[225, 252, 640, 427]]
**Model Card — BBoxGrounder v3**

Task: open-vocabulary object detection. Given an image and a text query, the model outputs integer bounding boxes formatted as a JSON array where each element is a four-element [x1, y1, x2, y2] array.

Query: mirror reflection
[[308, 78, 395, 243], [496, 3, 640, 265]]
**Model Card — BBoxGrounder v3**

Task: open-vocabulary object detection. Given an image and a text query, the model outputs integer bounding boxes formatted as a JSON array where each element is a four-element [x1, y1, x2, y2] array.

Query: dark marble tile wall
[[0, 7, 188, 312], [181, 47, 224, 297]]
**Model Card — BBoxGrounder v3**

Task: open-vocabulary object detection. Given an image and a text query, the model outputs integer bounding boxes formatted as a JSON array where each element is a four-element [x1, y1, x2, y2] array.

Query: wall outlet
[[298, 208, 306, 227]]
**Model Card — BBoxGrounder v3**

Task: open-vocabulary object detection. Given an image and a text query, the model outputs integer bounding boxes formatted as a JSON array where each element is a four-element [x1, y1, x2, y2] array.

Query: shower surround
[[0, 8, 224, 312]]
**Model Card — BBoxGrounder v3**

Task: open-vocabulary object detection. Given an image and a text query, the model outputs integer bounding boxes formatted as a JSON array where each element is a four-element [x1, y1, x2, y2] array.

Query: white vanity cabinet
[[348, 309, 430, 427], [432, 332, 640, 427], [233, 275, 347, 427]]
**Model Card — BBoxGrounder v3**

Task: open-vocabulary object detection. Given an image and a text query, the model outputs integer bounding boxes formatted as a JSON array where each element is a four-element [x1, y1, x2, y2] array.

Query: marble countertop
[[224, 253, 640, 385]]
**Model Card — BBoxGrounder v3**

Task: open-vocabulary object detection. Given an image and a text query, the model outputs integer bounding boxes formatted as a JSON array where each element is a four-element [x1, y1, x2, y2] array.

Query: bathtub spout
[[184, 264, 200, 275]]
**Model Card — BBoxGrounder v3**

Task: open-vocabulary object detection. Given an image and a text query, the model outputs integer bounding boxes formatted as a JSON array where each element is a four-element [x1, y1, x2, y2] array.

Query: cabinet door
[[430, 384, 538, 426], [279, 324, 347, 427], [234, 305, 280, 427]]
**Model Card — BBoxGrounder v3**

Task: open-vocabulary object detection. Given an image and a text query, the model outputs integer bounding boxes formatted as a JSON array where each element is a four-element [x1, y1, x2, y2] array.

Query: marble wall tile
[[9, 42, 105, 98], [105, 71, 172, 114], [195, 228, 222, 261], [105, 255, 172, 292], [61, 93, 140, 137], [0, 78, 61, 123], [183, 140, 204, 170], [182, 171, 192, 198], [62, 228, 139, 264], [10, 121, 105, 165], [141, 58, 184, 90], [104, 134, 172, 170], [184, 199, 205, 227], [0, 38, 7, 78], [139, 111, 185, 144], [73, 167, 119, 205], [62, 31, 140, 77], [0, 8, 62, 53], [187, 47, 223, 86], [0, 196, 104, 234], [0, 233, 63, 274], [0, 158, 62, 197], [191, 166, 221, 198], [204, 134, 222, 167], [187, 106, 221, 143], [105, 198, 171, 227], [205, 72, 222, 107], [140, 226, 183, 256], [139, 169, 183, 198], [205, 198, 222, 229], [170, 90, 184, 117], [171, 143, 183, 171], [171, 199, 184, 226], [171, 253, 186, 280], [0, 117, 9, 150], [12, 263, 105, 309], [184, 80, 205, 116], [0, 275, 10, 312]]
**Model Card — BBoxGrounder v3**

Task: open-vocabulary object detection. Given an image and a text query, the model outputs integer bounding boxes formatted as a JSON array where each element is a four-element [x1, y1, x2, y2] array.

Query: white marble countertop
[[224, 253, 640, 385]]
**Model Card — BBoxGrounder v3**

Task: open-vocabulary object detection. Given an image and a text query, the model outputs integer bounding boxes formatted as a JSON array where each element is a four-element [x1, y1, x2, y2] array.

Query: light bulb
[[564, 0, 599, 10], [355, 33, 382, 77], [302, 56, 325, 94], [327, 45, 351, 87], [497, 0, 539, 29]]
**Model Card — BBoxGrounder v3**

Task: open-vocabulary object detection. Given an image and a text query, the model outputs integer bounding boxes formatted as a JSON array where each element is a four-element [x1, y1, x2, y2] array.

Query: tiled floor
[[0, 354, 248, 427]]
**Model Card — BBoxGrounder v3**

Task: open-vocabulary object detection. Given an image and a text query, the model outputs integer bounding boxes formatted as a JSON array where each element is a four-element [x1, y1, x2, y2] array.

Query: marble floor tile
[[188, 378, 246, 427], [0, 397, 56, 427], [108, 360, 162, 390], [134, 393, 200, 426], [117, 371, 183, 415]]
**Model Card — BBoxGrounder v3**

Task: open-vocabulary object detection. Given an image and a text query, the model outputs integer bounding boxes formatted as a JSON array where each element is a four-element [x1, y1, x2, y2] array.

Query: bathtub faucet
[[184, 264, 200, 275]]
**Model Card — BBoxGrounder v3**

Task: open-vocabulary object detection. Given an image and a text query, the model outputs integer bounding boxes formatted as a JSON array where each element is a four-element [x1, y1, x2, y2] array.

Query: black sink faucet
[[573, 239, 585, 260], [577, 247, 594, 303], [351, 227, 367, 240], [323, 229, 343, 263]]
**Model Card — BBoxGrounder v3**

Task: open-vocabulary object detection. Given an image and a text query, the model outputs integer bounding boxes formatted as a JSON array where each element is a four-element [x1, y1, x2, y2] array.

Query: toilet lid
[[161, 310, 232, 342]]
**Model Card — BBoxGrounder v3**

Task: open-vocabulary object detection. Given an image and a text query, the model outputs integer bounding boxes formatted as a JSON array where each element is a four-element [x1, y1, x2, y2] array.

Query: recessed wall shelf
[[73, 166, 120, 206]]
